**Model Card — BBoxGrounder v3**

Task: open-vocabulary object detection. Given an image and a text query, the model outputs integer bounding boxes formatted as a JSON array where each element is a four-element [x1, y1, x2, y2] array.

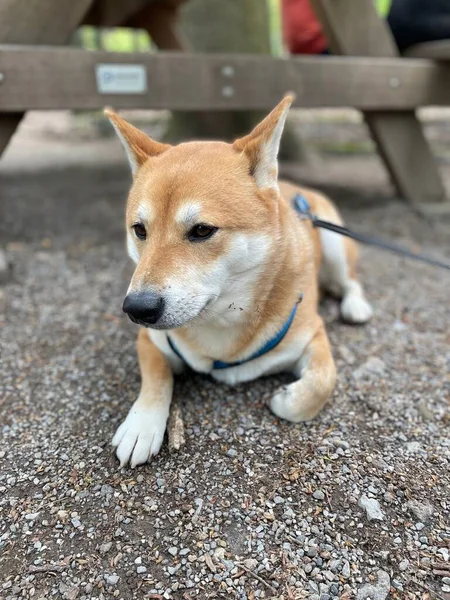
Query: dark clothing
[[388, 0, 450, 52]]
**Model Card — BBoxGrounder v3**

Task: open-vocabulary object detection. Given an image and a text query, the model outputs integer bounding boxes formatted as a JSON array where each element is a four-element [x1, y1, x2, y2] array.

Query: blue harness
[[166, 194, 311, 371]]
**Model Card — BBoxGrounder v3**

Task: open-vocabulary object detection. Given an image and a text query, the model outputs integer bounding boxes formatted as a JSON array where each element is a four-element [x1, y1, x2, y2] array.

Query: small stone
[[25, 513, 40, 521], [356, 570, 390, 600], [136, 566, 147, 574], [438, 548, 449, 561], [100, 542, 113, 554], [406, 442, 422, 454], [405, 500, 434, 523], [443, 577, 450, 586], [342, 561, 351, 578], [353, 357, 386, 380], [415, 522, 425, 531], [104, 575, 119, 586], [168, 547, 178, 556], [399, 559, 409, 571], [71, 518, 81, 528], [313, 490, 325, 501], [226, 448, 237, 458], [273, 496, 285, 504], [337, 345, 356, 364], [134, 557, 142, 564], [243, 559, 258, 570], [359, 495, 384, 521]]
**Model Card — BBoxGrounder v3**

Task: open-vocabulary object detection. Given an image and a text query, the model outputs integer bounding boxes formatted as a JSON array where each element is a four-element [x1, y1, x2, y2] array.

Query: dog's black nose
[[122, 292, 165, 325]]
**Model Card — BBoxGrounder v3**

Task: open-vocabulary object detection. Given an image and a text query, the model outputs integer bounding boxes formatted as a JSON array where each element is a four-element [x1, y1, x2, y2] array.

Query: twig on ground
[[168, 398, 185, 453], [238, 564, 277, 594], [28, 564, 65, 574], [411, 578, 446, 600]]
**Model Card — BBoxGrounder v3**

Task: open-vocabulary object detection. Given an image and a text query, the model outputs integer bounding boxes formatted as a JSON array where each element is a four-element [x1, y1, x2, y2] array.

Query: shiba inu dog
[[106, 96, 372, 467]]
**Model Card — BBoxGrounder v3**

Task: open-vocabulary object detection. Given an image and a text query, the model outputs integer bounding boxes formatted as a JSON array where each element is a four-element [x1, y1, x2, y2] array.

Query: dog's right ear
[[105, 109, 171, 176]]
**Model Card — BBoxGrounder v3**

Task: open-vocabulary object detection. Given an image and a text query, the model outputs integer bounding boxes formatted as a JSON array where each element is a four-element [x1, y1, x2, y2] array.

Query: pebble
[[243, 559, 258, 570], [356, 570, 390, 600], [100, 542, 113, 554], [406, 441, 422, 454], [353, 357, 386, 380], [406, 500, 434, 523], [226, 448, 237, 458], [399, 559, 409, 571], [104, 574, 119, 585], [342, 561, 351, 578], [359, 495, 384, 521], [313, 490, 325, 500], [136, 566, 147, 574]]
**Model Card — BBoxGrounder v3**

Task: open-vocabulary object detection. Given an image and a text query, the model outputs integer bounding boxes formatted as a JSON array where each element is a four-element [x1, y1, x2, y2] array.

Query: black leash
[[293, 194, 450, 272]]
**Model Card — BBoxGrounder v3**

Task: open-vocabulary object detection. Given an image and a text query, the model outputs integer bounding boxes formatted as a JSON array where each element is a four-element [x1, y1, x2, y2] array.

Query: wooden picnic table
[[0, 0, 449, 214]]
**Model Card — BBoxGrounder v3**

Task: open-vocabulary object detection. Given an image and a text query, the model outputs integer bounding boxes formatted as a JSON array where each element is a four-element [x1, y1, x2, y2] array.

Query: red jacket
[[282, 0, 328, 54]]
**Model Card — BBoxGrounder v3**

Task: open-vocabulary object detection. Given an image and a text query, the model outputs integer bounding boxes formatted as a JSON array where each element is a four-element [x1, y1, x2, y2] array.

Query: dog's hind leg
[[270, 323, 336, 422], [319, 227, 373, 324]]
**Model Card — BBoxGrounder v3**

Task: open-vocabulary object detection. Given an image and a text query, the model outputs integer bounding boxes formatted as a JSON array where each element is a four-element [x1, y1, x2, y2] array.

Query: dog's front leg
[[112, 328, 173, 467], [270, 325, 336, 423]]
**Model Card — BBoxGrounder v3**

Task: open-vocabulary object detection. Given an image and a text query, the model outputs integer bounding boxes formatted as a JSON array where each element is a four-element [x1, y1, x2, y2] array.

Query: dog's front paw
[[269, 383, 325, 423], [112, 403, 169, 467]]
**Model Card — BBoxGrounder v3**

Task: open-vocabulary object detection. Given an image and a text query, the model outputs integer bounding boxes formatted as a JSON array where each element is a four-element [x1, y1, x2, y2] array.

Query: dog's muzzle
[[122, 292, 165, 326]]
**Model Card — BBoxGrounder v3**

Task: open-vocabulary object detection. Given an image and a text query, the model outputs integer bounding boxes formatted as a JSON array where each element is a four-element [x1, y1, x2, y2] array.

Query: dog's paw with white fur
[[112, 402, 169, 467], [340, 293, 373, 324], [269, 383, 323, 423]]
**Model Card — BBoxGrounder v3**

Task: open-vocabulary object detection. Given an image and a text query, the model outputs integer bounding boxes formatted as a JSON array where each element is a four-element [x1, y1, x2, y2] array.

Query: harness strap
[[167, 299, 300, 370]]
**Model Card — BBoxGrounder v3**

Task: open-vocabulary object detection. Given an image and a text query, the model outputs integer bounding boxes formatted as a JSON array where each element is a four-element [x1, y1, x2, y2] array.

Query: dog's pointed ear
[[105, 109, 171, 176], [233, 95, 294, 191]]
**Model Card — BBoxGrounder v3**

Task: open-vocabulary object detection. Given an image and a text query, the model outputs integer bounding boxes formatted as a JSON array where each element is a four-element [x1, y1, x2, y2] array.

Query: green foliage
[[78, 26, 151, 52], [375, 0, 392, 17]]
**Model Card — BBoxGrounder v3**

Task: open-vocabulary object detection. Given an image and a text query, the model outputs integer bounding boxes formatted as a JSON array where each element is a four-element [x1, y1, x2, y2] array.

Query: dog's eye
[[188, 224, 217, 242], [133, 223, 147, 240]]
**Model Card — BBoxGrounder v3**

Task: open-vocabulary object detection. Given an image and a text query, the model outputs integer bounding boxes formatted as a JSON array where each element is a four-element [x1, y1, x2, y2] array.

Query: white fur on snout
[[127, 232, 140, 264], [112, 401, 169, 467]]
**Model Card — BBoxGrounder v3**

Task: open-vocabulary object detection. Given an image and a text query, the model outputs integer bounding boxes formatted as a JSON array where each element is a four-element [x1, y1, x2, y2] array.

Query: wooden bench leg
[[0, 113, 23, 156], [0, 0, 92, 158], [311, 0, 449, 212], [365, 111, 447, 208]]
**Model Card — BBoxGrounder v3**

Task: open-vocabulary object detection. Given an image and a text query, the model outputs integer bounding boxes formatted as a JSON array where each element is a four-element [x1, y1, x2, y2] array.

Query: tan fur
[[107, 97, 372, 466]]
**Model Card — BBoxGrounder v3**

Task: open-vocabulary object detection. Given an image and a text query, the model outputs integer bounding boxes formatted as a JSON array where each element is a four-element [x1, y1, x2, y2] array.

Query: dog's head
[[106, 96, 293, 329]]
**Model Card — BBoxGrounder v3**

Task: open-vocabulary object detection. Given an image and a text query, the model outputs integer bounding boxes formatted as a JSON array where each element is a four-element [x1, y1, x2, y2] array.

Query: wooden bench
[[1, 0, 450, 214]]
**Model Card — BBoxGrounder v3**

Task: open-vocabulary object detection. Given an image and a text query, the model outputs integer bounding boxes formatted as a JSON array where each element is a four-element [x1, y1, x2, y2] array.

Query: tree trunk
[[164, 0, 304, 159]]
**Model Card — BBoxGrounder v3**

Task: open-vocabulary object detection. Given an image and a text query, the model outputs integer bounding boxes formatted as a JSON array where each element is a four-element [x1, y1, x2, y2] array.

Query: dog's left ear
[[233, 95, 294, 192], [105, 109, 171, 176]]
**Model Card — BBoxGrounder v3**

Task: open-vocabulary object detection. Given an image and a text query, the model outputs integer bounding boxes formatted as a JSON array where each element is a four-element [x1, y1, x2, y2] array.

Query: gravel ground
[[1, 121, 449, 600]]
